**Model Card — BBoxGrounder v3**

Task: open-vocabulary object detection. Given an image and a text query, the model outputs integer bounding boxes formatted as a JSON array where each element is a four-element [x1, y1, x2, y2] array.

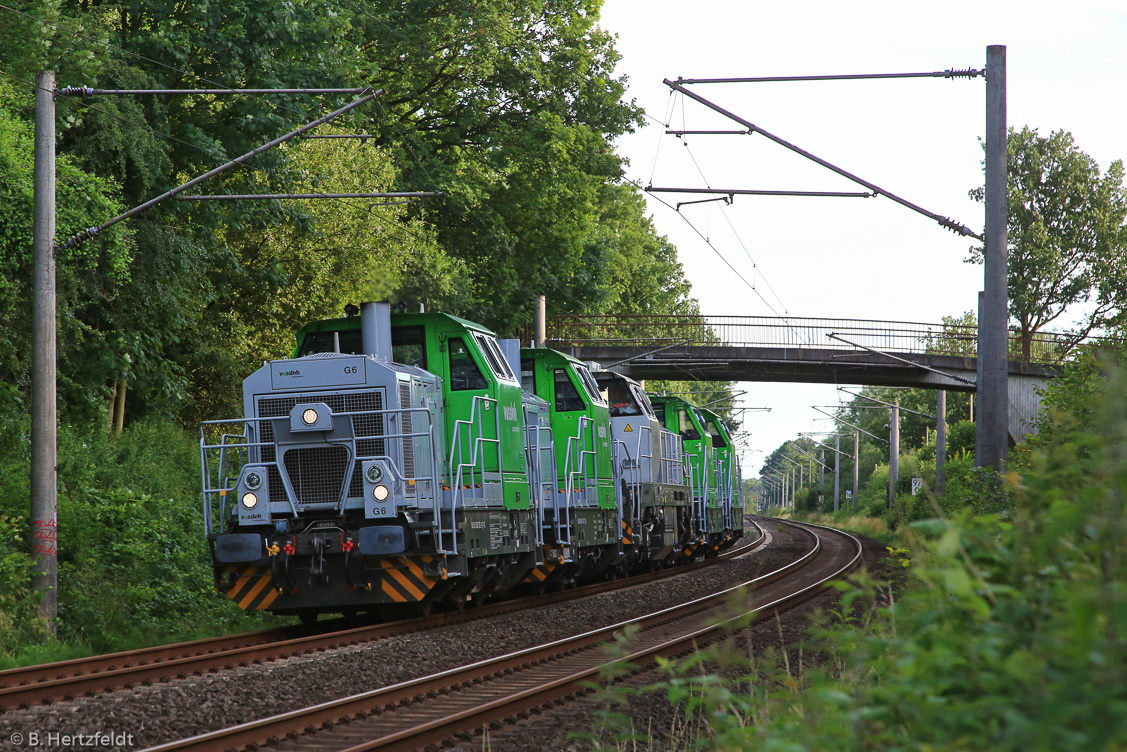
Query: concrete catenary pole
[[833, 433, 841, 512], [853, 429, 860, 511], [534, 295, 546, 348], [818, 448, 826, 510], [978, 44, 1009, 470], [936, 390, 947, 494], [31, 70, 58, 636], [887, 400, 900, 511]]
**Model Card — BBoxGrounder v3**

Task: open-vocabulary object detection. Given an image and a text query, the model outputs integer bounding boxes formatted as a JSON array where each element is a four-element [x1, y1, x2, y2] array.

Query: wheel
[[298, 612, 318, 626]]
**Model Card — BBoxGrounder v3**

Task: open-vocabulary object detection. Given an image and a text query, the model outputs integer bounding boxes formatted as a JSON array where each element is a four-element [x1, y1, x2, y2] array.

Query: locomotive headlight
[[372, 484, 390, 502], [244, 471, 263, 490], [301, 408, 319, 425], [365, 464, 383, 483], [241, 492, 259, 509]]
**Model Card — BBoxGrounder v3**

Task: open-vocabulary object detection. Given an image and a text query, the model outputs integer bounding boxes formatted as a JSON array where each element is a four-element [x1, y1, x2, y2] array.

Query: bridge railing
[[523, 314, 1083, 365]]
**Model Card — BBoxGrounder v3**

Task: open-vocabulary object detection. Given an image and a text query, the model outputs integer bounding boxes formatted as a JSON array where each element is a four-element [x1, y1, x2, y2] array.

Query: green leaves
[[642, 358, 1127, 751], [969, 127, 1127, 359]]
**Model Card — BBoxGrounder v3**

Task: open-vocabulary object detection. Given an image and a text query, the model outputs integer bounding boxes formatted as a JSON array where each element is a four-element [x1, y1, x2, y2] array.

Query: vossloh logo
[[278, 369, 302, 378]]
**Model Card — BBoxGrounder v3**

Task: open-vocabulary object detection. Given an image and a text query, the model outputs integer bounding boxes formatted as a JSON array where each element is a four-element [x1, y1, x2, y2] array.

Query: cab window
[[678, 409, 700, 441], [392, 326, 427, 369], [605, 379, 642, 418], [486, 337, 517, 381], [299, 329, 362, 356], [520, 358, 536, 393], [554, 369, 586, 412], [706, 420, 728, 448], [632, 386, 656, 418], [652, 402, 666, 423], [575, 366, 606, 405], [472, 332, 516, 382], [448, 338, 488, 391]]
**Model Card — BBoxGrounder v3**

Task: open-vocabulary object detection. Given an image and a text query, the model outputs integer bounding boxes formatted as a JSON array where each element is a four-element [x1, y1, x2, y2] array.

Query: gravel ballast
[[1, 521, 826, 751]]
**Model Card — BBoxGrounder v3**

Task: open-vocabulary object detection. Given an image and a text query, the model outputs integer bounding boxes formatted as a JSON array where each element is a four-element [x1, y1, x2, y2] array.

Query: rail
[[138, 519, 858, 752], [2, 531, 769, 711], [522, 314, 1091, 364]]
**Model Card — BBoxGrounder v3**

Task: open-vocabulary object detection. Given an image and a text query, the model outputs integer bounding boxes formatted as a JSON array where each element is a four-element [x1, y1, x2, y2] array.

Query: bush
[[0, 416, 283, 662], [0, 513, 40, 652], [605, 360, 1127, 750]]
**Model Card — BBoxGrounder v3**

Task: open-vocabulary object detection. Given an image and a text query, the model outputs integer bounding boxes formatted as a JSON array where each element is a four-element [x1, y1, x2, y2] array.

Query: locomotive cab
[[593, 371, 692, 565], [519, 349, 619, 583]]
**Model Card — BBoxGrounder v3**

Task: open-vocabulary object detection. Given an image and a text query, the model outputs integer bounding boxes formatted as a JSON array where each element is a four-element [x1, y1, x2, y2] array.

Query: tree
[[340, 0, 645, 330], [189, 135, 462, 420], [0, 0, 698, 426], [969, 127, 1127, 360], [0, 79, 135, 421]]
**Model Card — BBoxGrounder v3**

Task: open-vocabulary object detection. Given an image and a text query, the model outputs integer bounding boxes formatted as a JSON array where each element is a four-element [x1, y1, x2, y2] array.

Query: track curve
[[2, 524, 767, 711], [140, 518, 859, 752]]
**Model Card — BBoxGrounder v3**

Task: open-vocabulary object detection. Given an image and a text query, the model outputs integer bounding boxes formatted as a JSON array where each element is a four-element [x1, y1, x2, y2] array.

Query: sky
[[597, 0, 1127, 475]]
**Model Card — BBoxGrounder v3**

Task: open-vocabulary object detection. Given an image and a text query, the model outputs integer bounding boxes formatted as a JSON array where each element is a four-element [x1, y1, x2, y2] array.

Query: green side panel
[[652, 395, 715, 505], [521, 349, 613, 500], [504, 475, 531, 510]]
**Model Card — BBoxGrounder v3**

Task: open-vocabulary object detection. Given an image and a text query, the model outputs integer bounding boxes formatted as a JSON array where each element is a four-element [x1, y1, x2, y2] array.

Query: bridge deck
[[567, 344, 1057, 391]]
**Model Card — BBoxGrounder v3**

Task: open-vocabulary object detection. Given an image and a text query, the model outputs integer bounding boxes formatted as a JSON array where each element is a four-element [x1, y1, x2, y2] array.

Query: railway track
[[1, 524, 766, 710], [141, 518, 860, 752]]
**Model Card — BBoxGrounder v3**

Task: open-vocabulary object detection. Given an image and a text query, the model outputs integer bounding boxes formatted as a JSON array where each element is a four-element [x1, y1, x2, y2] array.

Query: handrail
[[448, 395, 501, 510], [200, 403, 441, 545], [562, 416, 598, 508]]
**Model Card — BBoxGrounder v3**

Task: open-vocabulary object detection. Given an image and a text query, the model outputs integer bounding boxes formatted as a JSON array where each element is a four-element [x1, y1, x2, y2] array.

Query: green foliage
[[623, 353, 1127, 751], [0, 416, 281, 660], [189, 135, 461, 420], [921, 309, 977, 356], [0, 513, 40, 653], [0, 0, 687, 428], [0, 79, 136, 420], [969, 127, 1127, 359], [341, 0, 649, 330]]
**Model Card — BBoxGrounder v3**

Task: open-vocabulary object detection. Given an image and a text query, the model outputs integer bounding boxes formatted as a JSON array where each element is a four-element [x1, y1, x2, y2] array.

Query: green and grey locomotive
[[201, 303, 743, 619]]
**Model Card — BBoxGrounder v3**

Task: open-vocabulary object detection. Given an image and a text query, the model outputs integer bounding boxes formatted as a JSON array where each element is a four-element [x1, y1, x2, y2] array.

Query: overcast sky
[[598, 0, 1127, 474]]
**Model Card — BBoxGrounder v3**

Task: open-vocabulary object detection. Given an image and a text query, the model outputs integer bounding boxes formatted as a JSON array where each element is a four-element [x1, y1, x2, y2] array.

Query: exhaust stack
[[361, 302, 393, 362]]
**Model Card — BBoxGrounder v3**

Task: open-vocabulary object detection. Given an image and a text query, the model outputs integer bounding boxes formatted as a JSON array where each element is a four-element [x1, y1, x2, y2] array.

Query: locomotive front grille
[[255, 389, 386, 503], [399, 382, 415, 479], [283, 445, 350, 505]]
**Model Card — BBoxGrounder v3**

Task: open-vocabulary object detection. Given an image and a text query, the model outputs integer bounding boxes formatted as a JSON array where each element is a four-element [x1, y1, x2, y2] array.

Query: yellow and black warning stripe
[[222, 555, 442, 610], [221, 565, 279, 611], [523, 561, 558, 583], [374, 556, 438, 603]]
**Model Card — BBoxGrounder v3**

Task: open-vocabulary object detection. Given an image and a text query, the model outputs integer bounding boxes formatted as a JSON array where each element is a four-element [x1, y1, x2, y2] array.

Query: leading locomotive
[[201, 303, 743, 619]]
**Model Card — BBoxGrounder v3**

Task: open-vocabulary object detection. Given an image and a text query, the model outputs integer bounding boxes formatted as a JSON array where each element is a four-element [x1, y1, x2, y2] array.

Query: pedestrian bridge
[[525, 315, 1082, 442]]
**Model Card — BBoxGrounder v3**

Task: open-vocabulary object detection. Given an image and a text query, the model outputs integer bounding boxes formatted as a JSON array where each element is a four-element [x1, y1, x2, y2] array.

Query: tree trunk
[[112, 373, 128, 433], [1020, 328, 1033, 362], [107, 381, 119, 431]]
